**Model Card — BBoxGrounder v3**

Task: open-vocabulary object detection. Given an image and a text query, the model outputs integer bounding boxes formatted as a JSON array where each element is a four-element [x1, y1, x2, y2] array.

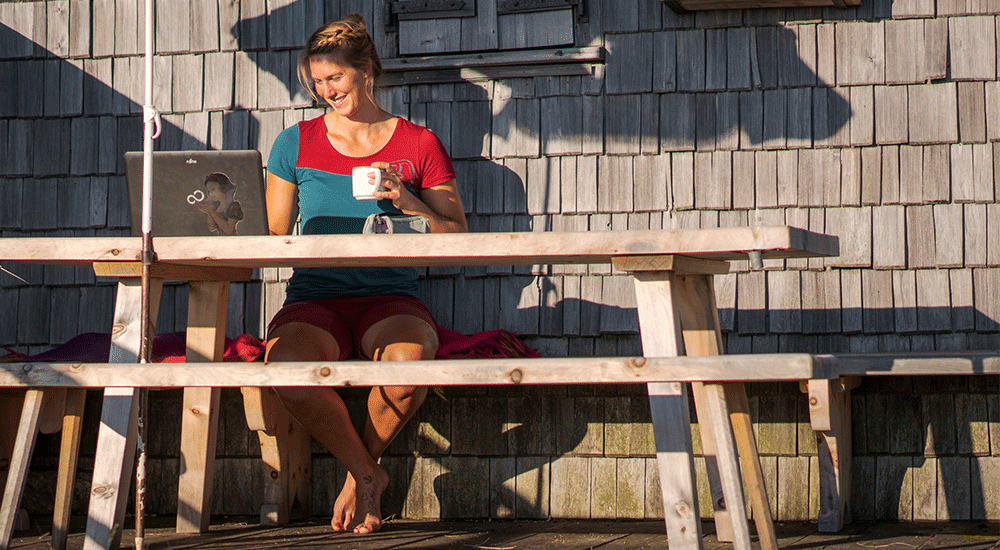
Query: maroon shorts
[[266, 295, 436, 360]]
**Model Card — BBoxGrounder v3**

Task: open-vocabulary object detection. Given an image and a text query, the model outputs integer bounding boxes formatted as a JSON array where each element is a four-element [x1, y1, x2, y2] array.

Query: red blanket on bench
[[1, 327, 539, 364]]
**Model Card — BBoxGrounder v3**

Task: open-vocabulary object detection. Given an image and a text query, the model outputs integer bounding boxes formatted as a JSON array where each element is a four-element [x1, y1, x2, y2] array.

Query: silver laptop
[[124, 150, 268, 237]]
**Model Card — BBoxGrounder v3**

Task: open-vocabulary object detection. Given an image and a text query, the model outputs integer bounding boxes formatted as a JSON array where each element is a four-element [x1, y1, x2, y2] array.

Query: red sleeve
[[417, 127, 456, 190]]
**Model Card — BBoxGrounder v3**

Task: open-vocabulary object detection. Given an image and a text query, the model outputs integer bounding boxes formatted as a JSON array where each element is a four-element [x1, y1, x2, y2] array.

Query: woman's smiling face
[[309, 55, 370, 116]]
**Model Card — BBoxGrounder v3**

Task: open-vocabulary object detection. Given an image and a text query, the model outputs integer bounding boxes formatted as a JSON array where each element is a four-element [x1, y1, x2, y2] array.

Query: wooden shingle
[[951, 144, 975, 203], [660, 93, 696, 152], [558, 156, 578, 215], [986, 82, 1000, 141], [632, 154, 669, 212], [898, 145, 923, 205], [581, 95, 603, 155], [958, 81, 987, 143], [815, 23, 836, 86], [502, 157, 528, 215], [974, 268, 1000, 331], [964, 204, 988, 267], [727, 27, 751, 91], [922, 145, 951, 204], [7, 119, 31, 176], [83, 58, 114, 116], [974, 143, 994, 202], [949, 16, 997, 81], [695, 94, 716, 152], [794, 24, 818, 88], [70, 117, 99, 176], [576, 155, 598, 213], [754, 150, 777, 208], [606, 95, 642, 155], [541, 96, 582, 156], [874, 85, 908, 145], [671, 152, 695, 210], [90, 0, 115, 57], [881, 145, 900, 204], [202, 53, 234, 111], [172, 55, 204, 113], [861, 147, 882, 206], [796, 149, 820, 207], [526, 157, 559, 215], [884, 19, 924, 84], [155, 0, 191, 54], [768, 270, 802, 333], [652, 31, 677, 93], [451, 101, 490, 159], [891, 270, 918, 334], [861, 269, 894, 333], [737, 270, 767, 335], [776, 149, 798, 207], [947, 270, 972, 331], [762, 89, 787, 150], [598, 156, 633, 213], [740, 90, 763, 150], [922, 19, 948, 81], [786, 87, 812, 149], [916, 269, 952, 332], [43, 60, 62, 117], [607, 32, 653, 95], [46, 1, 70, 58], [234, 52, 257, 110], [267, 0, 304, 50], [933, 203, 965, 267], [850, 86, 875, 146], [731, 150, 755, 210], [705, 28, 727, 92], [753, 26, 778, 90], [181, 111, 210, 149], [835, 22, 885, 86], [110, 57, 133, 115], [641, 94, 660, 155], [906, 205, 937, 269], [873, 205, 906, 269], [908, 83, 959, 145], [676, 29, 706, 92], [841, 147, 862, 206], [831, 207, 872, 267], [238, 0, 267, 50], [68, 0, 91, 58], [599, 275, 639, 334]]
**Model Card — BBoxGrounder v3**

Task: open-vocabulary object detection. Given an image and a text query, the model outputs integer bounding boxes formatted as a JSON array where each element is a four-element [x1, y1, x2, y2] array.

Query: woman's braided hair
[[297, 14, 383, 103]]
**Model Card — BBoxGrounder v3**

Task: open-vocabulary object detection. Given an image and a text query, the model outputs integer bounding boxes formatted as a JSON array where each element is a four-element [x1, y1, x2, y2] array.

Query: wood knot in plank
[[319, 366, 331, 377], [508, 368, 523, 384]]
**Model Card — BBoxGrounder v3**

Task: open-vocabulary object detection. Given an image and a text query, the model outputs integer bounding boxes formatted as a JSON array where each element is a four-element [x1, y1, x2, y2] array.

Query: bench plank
[[0, 355, 822, 388]]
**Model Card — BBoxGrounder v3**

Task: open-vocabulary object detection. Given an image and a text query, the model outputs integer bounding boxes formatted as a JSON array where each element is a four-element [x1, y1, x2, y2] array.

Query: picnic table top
[[0, 226, 838, 269]]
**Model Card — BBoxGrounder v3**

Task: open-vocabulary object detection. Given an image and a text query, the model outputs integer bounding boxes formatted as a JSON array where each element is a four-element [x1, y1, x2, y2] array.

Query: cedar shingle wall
[[2, 0, 1000, 523]]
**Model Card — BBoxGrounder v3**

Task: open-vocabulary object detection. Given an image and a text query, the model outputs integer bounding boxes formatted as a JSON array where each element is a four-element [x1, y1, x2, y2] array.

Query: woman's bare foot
[[331, 465, 389, 534]]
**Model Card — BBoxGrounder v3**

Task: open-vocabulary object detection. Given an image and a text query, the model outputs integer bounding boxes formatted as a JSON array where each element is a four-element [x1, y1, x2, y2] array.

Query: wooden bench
[[0, 226, 837, 550]]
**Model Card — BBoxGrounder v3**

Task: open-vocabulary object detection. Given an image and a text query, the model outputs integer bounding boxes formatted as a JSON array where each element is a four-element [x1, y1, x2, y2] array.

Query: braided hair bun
[[297, 14, 383, 103]]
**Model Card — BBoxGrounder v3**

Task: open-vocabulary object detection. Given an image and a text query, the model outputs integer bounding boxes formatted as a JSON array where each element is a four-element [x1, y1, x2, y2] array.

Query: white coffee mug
[[352, 166, 388, 200]]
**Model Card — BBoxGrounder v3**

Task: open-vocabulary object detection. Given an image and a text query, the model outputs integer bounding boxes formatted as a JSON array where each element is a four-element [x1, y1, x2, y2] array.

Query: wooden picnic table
[[0, 226, 839, 550]]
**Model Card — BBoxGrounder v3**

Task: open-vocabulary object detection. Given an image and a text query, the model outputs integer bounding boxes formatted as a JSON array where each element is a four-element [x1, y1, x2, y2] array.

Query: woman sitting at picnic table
[[263, 14, 467, 535]]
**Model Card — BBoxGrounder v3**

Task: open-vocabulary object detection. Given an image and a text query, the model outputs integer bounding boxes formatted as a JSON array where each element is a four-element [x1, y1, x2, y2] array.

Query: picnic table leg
[[631, 270, 703, 550], [673, 274, 778, 550], [807, 378, 855, 532], [52, 388, 87, 550], [0, 389, 45, 548], [84, 277, 162, 550], [690, 382, 735, 542], [176, 280, 228, 533]]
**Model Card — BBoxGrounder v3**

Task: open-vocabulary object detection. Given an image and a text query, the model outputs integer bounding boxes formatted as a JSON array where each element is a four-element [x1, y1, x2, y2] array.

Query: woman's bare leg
[[331, 314, 437, 534], [265, 322, 389, 534]]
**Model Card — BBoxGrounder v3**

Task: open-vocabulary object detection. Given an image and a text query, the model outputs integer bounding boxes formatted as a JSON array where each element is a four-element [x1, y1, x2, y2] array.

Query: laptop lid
[[124, 150, 268, 237]]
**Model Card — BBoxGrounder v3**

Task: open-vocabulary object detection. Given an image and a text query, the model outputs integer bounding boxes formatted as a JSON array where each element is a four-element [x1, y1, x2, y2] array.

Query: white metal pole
[[136, 0, 158, 547]]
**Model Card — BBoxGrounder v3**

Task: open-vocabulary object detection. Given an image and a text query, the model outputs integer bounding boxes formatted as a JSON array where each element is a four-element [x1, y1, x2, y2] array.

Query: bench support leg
[[52, 388, 87, 550], [808, 378, 853, 532], [176, 280, 229, 533], [632, 271, 703, 549], [243, 387, 312, 525], [0, 389, 45, 549], [84, 277, 162, 550], [672, 273, 776, 550]]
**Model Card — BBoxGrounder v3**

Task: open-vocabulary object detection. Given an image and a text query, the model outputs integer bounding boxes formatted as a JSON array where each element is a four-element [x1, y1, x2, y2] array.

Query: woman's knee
[[266, 322, 340, 362], [377, 385, 428, 408]]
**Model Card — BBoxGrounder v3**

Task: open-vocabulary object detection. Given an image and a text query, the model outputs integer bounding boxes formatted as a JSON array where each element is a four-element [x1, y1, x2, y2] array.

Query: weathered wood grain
[[949, 16, 997, 81]]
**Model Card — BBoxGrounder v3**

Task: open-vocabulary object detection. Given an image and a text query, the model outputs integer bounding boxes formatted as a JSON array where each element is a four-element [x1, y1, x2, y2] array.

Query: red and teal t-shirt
[[267, 115, 455, 302]]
